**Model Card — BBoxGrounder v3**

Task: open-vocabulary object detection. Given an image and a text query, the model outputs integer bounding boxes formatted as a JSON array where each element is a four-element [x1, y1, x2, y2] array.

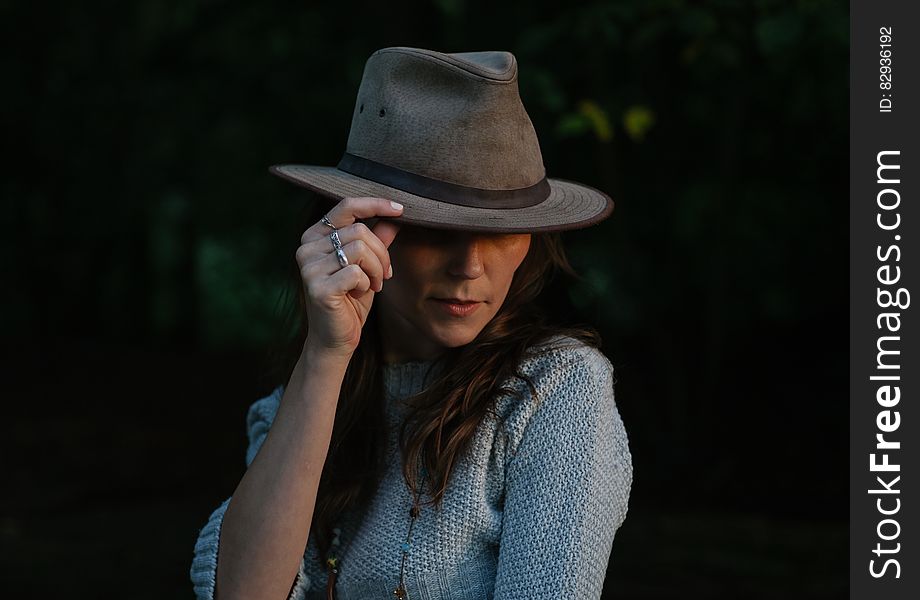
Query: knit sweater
[[190, 336, 633, 599]]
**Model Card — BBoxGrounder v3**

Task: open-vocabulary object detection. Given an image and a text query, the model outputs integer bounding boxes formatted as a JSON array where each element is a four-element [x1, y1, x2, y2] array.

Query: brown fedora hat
[[270, 46, 614, 233]]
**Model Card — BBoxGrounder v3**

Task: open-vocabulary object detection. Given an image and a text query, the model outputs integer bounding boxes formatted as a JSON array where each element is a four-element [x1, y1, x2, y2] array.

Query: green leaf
[[578, 100, 613, 142], [555, 113, 591, 138], [623, 105, 656, 142]]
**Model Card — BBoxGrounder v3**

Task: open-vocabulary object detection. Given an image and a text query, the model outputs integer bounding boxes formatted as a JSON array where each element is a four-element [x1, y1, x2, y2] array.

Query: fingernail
[[390, 201, 404, 210], [387, 264, 394, 278]]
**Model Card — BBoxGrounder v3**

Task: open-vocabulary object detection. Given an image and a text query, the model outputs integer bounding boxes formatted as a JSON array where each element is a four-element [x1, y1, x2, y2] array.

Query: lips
[[432, 297, 483, 317]]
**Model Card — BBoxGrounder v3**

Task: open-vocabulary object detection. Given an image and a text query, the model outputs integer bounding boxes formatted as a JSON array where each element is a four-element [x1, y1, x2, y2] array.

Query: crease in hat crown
[[372, 47, 518, 82]]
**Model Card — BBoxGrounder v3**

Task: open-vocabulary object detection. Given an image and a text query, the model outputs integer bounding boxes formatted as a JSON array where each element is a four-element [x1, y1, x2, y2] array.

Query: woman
[[191, 46, 632, 600]]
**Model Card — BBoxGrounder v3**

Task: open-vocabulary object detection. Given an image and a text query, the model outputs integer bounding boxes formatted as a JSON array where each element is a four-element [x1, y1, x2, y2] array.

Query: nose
[[447, 236, 484, 279]]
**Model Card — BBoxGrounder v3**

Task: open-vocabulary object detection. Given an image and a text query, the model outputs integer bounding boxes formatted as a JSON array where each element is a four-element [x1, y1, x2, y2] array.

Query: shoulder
[[496, 334, 618, 442], [494, 334, 631, 485], [516, 333, 616, 402]]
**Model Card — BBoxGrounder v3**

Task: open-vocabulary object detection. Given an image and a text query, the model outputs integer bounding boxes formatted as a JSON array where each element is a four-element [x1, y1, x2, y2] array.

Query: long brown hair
[[262, 199, 602, 563]]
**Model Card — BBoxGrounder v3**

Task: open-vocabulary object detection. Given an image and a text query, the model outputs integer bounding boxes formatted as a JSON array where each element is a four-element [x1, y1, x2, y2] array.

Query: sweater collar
[[382, 358, 446, 400]]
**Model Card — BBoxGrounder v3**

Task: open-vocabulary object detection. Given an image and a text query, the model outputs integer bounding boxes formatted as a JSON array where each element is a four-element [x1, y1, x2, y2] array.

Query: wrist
[[302, 338, 354, 369]]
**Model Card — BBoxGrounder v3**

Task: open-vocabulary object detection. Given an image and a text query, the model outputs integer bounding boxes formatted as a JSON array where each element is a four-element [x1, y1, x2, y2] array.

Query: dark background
[[2, 0, 848, 598]]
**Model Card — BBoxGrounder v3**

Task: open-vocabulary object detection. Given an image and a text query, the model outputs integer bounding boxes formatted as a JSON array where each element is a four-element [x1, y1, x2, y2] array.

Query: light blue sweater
[[190, 336, 632, 599]]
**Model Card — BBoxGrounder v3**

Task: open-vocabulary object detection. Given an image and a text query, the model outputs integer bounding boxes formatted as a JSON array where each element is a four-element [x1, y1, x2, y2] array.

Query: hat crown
[[344, 47, 546, 191]]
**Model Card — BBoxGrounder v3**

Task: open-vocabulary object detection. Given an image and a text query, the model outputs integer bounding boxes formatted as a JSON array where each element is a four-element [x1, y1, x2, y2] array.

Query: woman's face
[[376, 225, 532, 363]]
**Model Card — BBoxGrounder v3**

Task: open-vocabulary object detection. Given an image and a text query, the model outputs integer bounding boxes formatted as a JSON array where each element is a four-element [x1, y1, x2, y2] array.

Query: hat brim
[[269, 164, 614, 233]]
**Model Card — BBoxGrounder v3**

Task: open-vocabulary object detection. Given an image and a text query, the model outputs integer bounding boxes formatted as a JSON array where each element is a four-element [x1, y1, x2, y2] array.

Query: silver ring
[[335, 247, 349, 268], [329, 230, 343, 251], [321, 214, 337, 230]]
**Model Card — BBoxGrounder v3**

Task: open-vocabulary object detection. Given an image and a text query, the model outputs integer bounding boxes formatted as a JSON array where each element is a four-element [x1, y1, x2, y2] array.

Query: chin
[[427, 322, 483, 349]]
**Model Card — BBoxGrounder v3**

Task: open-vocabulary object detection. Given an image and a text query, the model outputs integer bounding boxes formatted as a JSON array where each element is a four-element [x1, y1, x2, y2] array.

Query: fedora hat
[[269, 46, 614, 233]]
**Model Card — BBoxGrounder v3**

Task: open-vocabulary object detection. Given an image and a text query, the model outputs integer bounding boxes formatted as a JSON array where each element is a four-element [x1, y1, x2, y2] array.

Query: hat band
[[337, 153, 550, 209]]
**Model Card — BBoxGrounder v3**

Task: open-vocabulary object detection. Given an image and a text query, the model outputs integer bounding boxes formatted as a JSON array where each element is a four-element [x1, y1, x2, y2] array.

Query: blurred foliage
[[558, 100, 614, 141], [4, 0, 846, 519], [623, 105, 655, 142]]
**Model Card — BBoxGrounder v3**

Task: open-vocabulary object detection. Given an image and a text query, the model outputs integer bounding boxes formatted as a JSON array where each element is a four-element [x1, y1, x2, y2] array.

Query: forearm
[[215, 343, 350, 600]]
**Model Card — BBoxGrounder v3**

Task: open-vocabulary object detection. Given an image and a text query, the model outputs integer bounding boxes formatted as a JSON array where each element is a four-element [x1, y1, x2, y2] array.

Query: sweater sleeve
[[492, 345, 633, 599], [189, 385, 312, 600]]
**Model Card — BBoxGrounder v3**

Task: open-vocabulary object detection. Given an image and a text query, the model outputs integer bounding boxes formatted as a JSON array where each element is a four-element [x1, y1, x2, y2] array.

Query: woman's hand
[[296, 197, 403, 358]]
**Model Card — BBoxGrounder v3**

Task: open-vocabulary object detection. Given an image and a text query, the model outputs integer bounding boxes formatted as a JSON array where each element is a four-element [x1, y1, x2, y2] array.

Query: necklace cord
[[326, 472, 427, 600]]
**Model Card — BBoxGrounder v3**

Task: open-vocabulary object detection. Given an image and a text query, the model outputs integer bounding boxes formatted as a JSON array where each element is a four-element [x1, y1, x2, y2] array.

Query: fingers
[[301, 197, 403, 245], [304, 223, 389, 284], [336, 238, 386, 292], [371, 220, 402, 249], [301, 235, 387, 292], [304, 262, 373, 308], [339, 222, 391, 279], [296, 197, 403, 299], [329, 197, 404, 227], [326, 264, 372, 299], [298, 219, 400, 290]]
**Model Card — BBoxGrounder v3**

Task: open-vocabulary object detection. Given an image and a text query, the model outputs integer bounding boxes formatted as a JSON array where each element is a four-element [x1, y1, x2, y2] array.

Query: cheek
[[389, 247, 436, 294], [503, 238, 532, 280], [486, 242, 530, 304], [514, 238, 531, 267]]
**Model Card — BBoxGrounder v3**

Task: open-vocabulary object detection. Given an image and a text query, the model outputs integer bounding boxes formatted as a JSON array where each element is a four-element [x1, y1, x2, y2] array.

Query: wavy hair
[[262, 199, 602, 564]]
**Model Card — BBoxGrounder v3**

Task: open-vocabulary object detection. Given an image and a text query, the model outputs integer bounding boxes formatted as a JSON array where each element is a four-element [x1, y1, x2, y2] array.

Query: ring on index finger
[[321, 214, 337, 230]]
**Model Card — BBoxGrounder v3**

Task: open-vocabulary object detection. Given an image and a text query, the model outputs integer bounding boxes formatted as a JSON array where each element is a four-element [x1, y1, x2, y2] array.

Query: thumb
[[372, 220, 402, 248]]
